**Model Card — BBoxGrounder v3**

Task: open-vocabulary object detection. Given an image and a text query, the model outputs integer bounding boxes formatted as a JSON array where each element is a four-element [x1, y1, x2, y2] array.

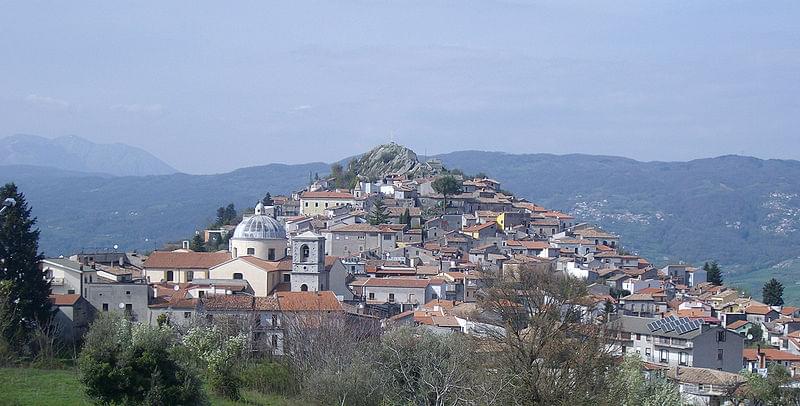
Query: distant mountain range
[[2, 142, 799, 303], [0, 134, 178, 176]]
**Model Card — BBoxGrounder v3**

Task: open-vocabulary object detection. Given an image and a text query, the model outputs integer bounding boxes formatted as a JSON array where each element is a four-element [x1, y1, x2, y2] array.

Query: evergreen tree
[[704, 261, 723, 286], [189, 234, 206, 252], [368, 194, 389, 226], [0, 183, 52, 347], [224, 203, 236, 225], [431, 175, 462, 215], [402, 208, 412, 228], [763, 278, 785, 306], [215, 206, 226, 227], [261, 192, 274, 206]]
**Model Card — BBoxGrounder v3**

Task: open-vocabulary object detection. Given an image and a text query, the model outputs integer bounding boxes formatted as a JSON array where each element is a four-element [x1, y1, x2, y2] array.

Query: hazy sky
[[2, 1, 799, 174]]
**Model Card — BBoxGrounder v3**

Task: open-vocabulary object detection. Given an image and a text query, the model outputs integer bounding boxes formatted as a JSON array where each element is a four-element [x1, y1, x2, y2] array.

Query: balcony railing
[[654, 337, 692, 349]]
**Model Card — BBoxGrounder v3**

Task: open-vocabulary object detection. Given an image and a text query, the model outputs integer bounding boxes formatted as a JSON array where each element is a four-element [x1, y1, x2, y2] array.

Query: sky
[[1, 1, 799, 174]]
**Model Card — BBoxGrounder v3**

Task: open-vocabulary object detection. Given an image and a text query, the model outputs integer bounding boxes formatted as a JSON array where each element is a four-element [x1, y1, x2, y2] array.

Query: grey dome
[[232, 214, 286, 240]]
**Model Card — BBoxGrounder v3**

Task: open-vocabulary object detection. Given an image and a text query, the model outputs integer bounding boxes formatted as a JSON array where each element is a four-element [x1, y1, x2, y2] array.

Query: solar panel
[[680, 317, 691, 324], [676, 325, 687, 334], [647, 321, 659, 332], [663, 325, 675, 333]]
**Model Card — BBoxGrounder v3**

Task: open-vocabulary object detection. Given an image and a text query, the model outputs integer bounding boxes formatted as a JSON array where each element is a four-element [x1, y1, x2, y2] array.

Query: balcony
[[653, 337, 693, 349]]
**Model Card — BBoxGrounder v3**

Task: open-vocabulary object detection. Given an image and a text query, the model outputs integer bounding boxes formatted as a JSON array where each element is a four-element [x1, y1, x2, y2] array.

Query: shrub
[[78, 314, 207, 405], [182, 325, 247, 400], [241, 361, 296, 395]]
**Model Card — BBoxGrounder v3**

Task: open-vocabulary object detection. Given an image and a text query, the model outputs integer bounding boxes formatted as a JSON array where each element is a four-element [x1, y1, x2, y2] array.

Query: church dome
[[231, 203, 286, 240]]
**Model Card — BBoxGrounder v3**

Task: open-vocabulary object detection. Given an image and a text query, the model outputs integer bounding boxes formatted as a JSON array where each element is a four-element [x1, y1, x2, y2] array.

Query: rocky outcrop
[[347, 142, 434, 180]]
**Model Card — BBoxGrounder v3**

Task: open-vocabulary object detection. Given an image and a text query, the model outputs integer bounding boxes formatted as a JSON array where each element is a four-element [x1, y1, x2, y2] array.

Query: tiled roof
[[726, 320, 750, 330], [363, 278, 432, 288], [50, 294, 81, 306], [666, 366, 744, 385], [743, 348, 800, 362], [328, 223, 391, 233], [744, 305, 776, 315], [238, 256, 292, 272], [507, 240, 550, 250], [144, 251, 231, 269], [277, 291, 342, 312], [301, 191, 354, 199], [462, 222, 496, 233]]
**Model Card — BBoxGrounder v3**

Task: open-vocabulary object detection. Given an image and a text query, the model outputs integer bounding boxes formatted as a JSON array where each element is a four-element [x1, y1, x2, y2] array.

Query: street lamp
[[0, 198, 15, 216]]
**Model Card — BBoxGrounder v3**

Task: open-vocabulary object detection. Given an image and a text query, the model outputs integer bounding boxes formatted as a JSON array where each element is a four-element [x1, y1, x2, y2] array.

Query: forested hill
[[3, 150, 800, 300]]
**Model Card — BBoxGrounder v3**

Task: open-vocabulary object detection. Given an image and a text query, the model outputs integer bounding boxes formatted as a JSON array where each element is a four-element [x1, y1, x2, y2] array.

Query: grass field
[[0, 367, 302, 406]]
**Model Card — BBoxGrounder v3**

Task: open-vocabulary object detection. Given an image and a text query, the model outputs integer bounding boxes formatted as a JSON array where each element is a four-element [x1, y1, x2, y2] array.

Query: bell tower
[[290, 231, 326, 292]]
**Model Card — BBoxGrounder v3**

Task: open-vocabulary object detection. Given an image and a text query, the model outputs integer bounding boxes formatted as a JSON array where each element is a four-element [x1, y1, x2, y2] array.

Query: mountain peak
[[0, 134, 178, 176], [348, 143, 434, 180]]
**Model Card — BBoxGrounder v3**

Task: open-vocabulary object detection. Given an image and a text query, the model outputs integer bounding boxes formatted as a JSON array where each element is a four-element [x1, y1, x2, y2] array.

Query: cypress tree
[[0, 183, 52, 347], [762, 278, 784, 307], [368, 195, 389, 226], [704, 261, 723, 286]]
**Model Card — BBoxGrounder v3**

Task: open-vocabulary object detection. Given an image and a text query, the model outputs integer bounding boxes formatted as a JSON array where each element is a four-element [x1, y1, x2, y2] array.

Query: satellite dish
[[747, 334, 754, 340], [113, 244, 119, 250], [173, 285, 180, 291], [118, 303, 125, 309]]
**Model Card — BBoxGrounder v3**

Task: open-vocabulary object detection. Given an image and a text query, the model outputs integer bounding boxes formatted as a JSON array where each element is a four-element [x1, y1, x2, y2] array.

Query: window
[[645, 348, 651, 357], [198, 291, 205, 298], [301, 245, 309, 261], [67, 289, 75, 294], [680, 352, 688, 366], [300, 284, 308, 292], [268, 248, 275, 260], [388, 293, 395, 302], [184, 312, 191, 319], [186, 271, 193, 282], [272, 314, 278, 326], [102, 303, 108, 312], [659, 349, 668, 363], [233, 273, 243, 280], [271, 335, 279, 347], [125, 303, 133, 315], [315, 202, 319, 207], [717, 331, 726, 342], [125, 290, 131, 295], [166, 271, 174, 282], [383, 234, 392, 241], [247, 247, 255, 255], [283, 274, 291, 283], [636, 334, 641, 340], [717, 349, 724, 361], [304, 202, 308, 207], [368, 292, 375, 300]]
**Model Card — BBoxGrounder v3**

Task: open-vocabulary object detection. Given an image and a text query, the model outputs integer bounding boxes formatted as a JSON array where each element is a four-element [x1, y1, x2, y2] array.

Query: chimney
[[757, 344, 766, 369]]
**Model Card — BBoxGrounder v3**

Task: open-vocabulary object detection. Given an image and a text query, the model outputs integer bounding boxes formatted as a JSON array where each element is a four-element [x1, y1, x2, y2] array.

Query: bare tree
[[474, 261, 619, 405]]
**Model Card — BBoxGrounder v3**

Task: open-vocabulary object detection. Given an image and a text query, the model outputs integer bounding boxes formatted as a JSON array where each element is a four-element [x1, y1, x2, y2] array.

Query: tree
[[79, 314, 207, 405], [733, 365, 800, 405], [261, 192, 274, 206], [431, 175, 461, 215], [182, 325, 247, 400], [763, 278, 784, 306], [704, 261, 723, 286], [224, 204, 237, 225], [746, 324, 763, 344], [368, 194, 389, 226], [608, 356, 682, 406], [475, 262, 618, 404], [0, 183, 52, 349], [401, 208, 412, 228], [190, 234, 206, 252]]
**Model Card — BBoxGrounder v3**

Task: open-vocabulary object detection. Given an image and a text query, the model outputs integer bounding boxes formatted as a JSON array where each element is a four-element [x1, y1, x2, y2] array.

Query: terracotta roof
[[237, 256, 292, 272], [462, 221, 496, 233], [363, 278, 433, 288], [328, 223, 392, 233], [666, 366, 744, 386], [301, 191, 355, 199], [50, 294, 81, 306], [726, 320, 750, 330], [745, 305, 776, 315], [743, 348, 800, 362], [781, 306, 799, 316], [277, 291, 342, 312], [144, 251, 231, 269], [507, 240, 550, 250], [387, 207, 422, 216]]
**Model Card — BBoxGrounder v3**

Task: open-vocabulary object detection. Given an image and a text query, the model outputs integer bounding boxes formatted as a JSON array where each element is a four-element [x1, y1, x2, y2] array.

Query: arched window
[[300, 284, 308, 292], [301, 244, 310, 261], [233, 273, 243, 280], [166, 271, 174, 282]]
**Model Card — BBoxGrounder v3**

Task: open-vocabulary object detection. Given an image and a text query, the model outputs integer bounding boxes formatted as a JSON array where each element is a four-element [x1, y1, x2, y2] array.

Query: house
[[666, 366, 744, 406], [610, 315, 745, 373], [323, 223, 397, 257], [743, 347, 800, 376], [744, 305, 780, 324], [143, 251, 231, 284], [299, 191, 356, 216], [40, 258, 84, 295], [387, 207, 422, 228], [50, 294, 92, 343], [356, 277, 445, 312], [573, 227, 619, 248], [461, 221, 498, 240], [84, 276, 152, 322], [619, 293, 667, 318]]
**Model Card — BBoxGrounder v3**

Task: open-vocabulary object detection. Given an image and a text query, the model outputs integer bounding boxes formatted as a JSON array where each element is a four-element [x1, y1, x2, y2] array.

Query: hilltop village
[[39, 144, 800, 404]]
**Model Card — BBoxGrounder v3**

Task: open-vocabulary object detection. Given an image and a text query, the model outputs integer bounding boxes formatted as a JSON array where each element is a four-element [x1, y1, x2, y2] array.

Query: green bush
[[242, 361, 296, 395]]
